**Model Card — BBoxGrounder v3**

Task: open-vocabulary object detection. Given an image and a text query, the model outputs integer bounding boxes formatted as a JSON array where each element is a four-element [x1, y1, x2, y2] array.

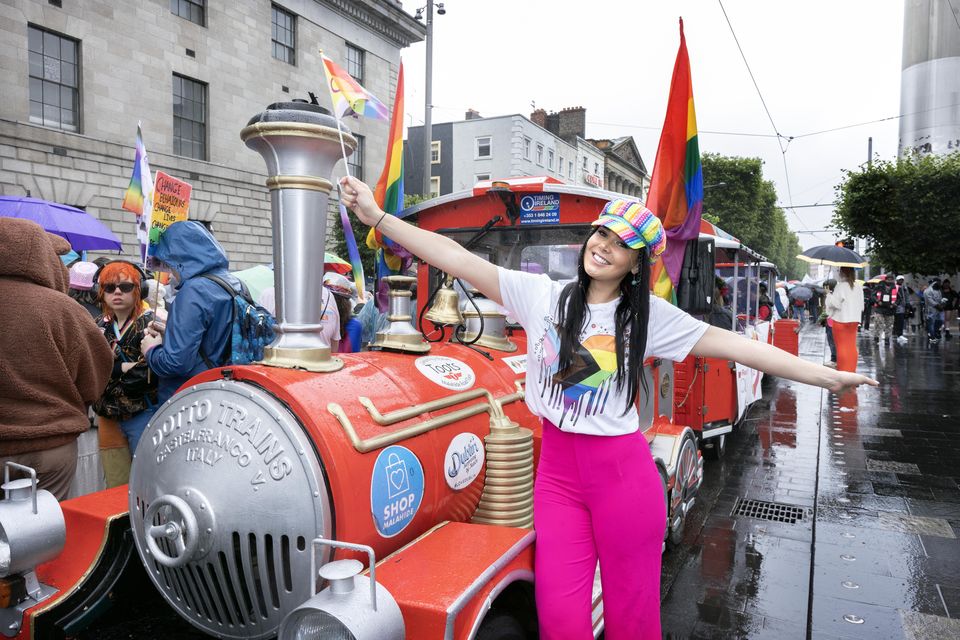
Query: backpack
[[199, 274, 277, 367], [874, 282, 897, 310]]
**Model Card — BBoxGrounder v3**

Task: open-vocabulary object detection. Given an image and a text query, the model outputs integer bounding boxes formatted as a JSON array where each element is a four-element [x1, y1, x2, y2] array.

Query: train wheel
[[476, 610, 528, 640], [702, 433, 726, 460], [667, 433, 697, 548], [658, 464, 670, 546]]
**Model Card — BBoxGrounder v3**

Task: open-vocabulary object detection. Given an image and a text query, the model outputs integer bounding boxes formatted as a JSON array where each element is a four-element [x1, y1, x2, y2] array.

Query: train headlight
[[278, 539, 404, 640], [0, 463, 65, 579]]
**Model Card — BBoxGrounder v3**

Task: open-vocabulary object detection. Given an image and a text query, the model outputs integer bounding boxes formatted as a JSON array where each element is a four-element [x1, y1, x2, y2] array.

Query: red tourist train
[[2, 104, 796, 640]]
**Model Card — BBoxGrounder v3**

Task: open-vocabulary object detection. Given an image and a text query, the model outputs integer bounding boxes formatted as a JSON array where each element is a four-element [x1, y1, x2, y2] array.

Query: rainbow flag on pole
[[338, 202, 366, 300], [321, 53, 389, 121], [366, 62, 412, 309], [121, 123, 154, 263], [122, 123, 153, 215], [646, 18, 703, 303]]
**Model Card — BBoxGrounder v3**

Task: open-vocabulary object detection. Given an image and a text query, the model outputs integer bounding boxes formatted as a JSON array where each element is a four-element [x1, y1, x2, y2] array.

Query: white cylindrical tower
[[899, 0, 960, 156]]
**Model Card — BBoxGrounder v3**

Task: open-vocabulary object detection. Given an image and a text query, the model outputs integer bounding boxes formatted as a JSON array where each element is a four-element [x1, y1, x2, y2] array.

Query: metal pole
[[422, 0, 434, 196], [867, 136, 873, 168]]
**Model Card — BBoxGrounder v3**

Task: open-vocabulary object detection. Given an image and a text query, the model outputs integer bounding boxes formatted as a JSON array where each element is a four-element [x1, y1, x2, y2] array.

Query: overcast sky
[[398, 0, 905, 251]]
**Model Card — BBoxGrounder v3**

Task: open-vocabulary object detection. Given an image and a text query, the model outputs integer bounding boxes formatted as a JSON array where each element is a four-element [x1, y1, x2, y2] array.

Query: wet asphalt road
[[82, 323, 960, 639], [660, 323, 960, 639]]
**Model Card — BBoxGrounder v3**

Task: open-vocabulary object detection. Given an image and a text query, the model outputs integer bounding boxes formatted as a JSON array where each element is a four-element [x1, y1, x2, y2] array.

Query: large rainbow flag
[[321, 53, 389, 121], [646, 18, 703, 303], [366, 62, 412, 310]]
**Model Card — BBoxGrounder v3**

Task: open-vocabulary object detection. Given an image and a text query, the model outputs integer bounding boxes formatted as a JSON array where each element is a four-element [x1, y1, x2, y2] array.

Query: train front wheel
[[702, 433, 727, 460], [476, 610, 528, 640]]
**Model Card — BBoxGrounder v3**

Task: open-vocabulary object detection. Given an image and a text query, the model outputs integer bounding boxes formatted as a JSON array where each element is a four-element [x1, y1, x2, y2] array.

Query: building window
[[272, 5, 296, 65], [523, 136, 531, 160], [594, 162, 600, 175], [475, 173, 491, 183], [348, 134, 364, 181], [476, 136, 492, 158], [346, 43, 364, 83], [430, 176, 441, 198], [28, 26, 80, 132], [568, 160, 573, 178], [547, 149, 554, 171], [170, 0, 205, 26], [536, 144, 544, 166], [173, 74, 207, 160], [431, 140, 441, 164], [559, 155, 564, 174], [582, 156, 588, 170]]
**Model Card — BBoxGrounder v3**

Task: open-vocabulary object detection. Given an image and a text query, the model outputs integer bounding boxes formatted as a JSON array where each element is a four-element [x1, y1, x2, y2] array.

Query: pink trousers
[[534, 421, 666, 639]]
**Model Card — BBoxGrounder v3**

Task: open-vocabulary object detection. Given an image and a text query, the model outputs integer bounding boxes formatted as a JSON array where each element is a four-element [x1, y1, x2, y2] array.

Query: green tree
[[833, 152, 960, 274], [701, 153, 806, 279]]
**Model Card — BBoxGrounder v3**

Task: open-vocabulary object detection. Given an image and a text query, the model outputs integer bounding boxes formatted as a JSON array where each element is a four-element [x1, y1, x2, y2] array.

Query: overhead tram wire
[[946, 0, 960, 33], [717, 0, 807, 230], [586, 121, 779, 138]]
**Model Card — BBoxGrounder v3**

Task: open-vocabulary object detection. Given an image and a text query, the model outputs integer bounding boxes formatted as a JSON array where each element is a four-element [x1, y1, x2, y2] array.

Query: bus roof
[[402, 177, 771, 263]]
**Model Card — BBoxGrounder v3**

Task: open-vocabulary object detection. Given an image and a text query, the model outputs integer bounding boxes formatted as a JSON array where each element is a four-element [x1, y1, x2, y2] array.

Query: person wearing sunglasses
[[92, 261, 158, 486]]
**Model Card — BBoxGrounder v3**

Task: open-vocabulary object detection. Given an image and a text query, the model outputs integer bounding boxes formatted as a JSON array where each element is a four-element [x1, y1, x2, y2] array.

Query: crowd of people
[[0, 218, 367, 498]]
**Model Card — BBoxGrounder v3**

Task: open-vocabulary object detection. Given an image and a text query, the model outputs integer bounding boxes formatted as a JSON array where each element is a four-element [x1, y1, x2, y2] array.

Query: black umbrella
[[797, 244, 867, 268], [788, 285, 813, 301]]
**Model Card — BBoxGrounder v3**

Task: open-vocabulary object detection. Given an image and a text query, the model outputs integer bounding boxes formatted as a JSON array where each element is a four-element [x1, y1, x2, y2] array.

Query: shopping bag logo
[[385, 453, 409, 498]]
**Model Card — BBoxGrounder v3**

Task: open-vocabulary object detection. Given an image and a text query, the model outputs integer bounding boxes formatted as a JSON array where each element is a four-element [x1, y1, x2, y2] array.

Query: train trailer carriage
[[3, 108, 708, 640], [671, 222, 799, 460]]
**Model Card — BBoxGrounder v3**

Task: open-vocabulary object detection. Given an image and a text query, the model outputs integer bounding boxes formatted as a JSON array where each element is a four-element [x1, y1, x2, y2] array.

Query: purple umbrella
[[0, 195, 122, 251]]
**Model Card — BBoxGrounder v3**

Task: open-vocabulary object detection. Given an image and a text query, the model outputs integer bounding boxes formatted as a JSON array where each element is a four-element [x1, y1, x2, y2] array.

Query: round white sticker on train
[[414, 356, 476, 390], [444, 432, 485, 490]]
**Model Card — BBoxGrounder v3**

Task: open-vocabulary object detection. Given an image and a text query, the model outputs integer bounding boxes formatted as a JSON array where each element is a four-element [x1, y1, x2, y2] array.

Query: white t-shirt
[[498, 267, 708, 436], [258, 285, 341, 345]]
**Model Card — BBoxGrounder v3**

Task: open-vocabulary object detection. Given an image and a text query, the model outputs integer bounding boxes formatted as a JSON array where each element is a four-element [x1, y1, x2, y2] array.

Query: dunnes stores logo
[[150, 397, 294, 486]]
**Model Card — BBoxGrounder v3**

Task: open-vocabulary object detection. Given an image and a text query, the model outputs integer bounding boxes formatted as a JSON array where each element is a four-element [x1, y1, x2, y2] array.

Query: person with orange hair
[[92, 261, 157, 484]]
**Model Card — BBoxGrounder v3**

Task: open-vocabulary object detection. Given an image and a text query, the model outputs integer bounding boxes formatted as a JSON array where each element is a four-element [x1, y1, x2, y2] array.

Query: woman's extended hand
[[339, 176, 383, 227], [827, 370, 879, 394]]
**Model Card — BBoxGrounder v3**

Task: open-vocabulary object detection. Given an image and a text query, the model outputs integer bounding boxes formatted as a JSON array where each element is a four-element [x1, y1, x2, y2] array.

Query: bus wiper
[[463, 215, 502, 250]]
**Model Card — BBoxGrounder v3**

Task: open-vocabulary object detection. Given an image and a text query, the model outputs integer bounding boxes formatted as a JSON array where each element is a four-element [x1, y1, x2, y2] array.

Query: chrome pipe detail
[[242, 101, 355, 371]]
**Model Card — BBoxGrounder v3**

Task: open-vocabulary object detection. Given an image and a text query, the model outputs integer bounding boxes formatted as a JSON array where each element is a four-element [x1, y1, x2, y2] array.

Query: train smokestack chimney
[[242, 100, 355, 371]]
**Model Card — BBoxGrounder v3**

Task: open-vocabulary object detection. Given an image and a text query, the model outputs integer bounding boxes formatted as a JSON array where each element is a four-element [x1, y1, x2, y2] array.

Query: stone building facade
[[588, 136, 649, 201], [0, 0, 423, 266]]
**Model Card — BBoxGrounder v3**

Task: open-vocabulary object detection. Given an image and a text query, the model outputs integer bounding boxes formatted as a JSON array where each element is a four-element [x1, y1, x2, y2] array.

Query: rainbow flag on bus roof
[[321, 52, 389, 121], [646, 18, 703, 303], [366, 62, 412, 310]]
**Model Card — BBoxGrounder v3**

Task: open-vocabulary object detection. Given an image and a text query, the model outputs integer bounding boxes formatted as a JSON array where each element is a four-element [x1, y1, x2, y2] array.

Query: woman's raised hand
[[339, 176, 383, 227]]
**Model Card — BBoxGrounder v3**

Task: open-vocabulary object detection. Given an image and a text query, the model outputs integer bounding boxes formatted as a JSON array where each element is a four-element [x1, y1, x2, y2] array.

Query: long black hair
[[554, 227, 651, 414]]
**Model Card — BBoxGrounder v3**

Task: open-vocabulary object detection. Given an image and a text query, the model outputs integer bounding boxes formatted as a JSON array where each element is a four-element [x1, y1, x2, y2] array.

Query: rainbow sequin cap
[[591, 199, 667, 262]]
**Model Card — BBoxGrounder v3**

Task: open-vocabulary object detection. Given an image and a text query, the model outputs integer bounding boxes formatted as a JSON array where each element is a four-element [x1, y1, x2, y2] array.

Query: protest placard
[[146, 171, 192, 270]]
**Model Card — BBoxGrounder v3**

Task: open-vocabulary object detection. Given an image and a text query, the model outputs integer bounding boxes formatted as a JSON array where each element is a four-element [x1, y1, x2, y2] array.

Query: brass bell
[[424, 275, 464, 326]]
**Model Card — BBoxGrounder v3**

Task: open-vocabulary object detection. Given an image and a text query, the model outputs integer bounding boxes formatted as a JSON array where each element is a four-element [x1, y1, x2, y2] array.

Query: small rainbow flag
[[366, 62, 412, 309], [321, 53, 389, 121], [339, 201, 366, 300], [121, 123, 154, 264], [646, 18, 703, 303], [121, 123, 153, 216]]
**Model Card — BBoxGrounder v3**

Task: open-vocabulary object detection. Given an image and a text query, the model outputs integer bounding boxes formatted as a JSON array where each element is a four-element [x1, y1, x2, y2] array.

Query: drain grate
[[731, 498, 808, 524]]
